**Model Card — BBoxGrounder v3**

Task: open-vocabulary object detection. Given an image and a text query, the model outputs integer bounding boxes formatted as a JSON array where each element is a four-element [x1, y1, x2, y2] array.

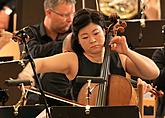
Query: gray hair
[[44, 0, 76, 9]]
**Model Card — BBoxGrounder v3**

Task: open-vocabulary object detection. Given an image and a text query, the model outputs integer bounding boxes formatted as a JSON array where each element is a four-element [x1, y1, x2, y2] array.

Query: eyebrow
[[80, 28, 99, 37], [80, 33, 88, 37]]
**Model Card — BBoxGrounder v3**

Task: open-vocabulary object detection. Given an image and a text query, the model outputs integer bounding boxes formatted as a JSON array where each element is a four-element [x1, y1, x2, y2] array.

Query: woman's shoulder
[[61, 51, 77, 56]]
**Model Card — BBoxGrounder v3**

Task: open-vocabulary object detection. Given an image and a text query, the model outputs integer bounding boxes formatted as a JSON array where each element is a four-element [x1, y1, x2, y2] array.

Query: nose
[[89, 36, 96, 43], [65, 14, 73, 23]]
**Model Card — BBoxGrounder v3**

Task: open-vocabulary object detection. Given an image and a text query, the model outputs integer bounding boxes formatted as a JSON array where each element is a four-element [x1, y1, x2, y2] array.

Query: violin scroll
[[131, 78, 164, 98], [109, 13, 120, 24]]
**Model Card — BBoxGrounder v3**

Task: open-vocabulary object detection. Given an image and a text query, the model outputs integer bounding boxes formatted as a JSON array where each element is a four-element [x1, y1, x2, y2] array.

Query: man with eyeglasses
[[20, 0, 76, 106]]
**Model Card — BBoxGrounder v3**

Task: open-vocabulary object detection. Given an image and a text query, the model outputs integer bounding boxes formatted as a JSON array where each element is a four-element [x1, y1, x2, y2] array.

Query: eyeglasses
[[50, 9, 75, 18]]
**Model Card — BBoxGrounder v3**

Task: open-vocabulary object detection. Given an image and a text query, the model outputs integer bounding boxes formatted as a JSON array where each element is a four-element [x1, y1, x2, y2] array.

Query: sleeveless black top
[[72, 52, 126, 100]]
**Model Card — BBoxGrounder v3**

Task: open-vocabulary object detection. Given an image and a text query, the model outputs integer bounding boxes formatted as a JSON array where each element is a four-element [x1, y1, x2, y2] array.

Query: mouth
[[90, 45, 101, 49]]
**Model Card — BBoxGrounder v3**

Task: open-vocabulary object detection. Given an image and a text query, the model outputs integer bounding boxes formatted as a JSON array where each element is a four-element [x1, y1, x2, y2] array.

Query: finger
[[0, 29, 4, 36], [137, 78, 143, 85], [0, 29, 4, 33], [109, 36, 121, 45], [147, 84, 153, 90], [110, 43, 117, 48]]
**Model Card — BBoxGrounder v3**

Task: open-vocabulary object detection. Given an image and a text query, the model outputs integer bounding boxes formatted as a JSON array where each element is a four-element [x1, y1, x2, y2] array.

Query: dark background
[[15, 0, 165, 30]]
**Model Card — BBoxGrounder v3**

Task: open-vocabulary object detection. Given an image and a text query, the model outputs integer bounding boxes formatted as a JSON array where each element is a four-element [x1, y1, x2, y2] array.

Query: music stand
[[0, 60, 25, 106], [0, 56, 13, 62], [50, 106, 139, 118], [0, 105, 45, 118]]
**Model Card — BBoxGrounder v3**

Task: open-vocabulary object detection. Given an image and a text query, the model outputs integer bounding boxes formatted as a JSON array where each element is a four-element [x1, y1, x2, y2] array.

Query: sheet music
[[36, 107, 51, 118]]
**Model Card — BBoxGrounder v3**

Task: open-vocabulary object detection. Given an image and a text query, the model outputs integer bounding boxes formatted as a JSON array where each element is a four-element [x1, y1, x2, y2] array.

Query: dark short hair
[[71, 8, 105, 54]]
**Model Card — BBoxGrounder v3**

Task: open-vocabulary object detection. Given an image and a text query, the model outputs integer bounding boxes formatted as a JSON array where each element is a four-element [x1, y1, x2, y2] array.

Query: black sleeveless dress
[[72, 52, 126, 101]]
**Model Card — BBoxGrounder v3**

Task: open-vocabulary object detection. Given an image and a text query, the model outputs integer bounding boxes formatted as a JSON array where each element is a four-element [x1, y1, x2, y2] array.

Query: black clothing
[[152, 48, 165, 118], [40, 73, 72, 106], [23, 23, 68, 58], [72, 52, 126, 100], [152, 48, 165, 91], [22, 22, 72, 106]]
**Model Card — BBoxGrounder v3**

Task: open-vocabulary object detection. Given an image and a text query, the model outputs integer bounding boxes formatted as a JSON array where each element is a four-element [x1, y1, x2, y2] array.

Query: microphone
[[12, 27, 30, 42], [5, 79, 32, 86]]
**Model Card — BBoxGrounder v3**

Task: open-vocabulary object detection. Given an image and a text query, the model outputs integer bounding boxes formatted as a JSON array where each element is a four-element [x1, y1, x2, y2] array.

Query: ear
[[45, 9, 51, 16]]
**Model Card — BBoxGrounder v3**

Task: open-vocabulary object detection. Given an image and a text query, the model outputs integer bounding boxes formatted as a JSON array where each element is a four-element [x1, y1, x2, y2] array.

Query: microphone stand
[[19, 31, 52, 118]]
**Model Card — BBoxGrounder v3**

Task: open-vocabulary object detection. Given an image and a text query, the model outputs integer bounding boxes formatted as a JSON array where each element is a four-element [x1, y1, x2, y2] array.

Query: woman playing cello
[[17, 8, 159, 104]]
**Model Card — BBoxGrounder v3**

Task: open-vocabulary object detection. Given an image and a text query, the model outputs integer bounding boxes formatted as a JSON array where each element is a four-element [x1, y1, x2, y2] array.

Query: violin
[[130, 78, 164, 97], [0, 30, 21, 60]]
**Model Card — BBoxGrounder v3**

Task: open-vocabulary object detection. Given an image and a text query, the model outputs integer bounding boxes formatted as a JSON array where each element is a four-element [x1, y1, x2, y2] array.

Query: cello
[[77, 13, 163, 107], [77, 13, 138, 106]]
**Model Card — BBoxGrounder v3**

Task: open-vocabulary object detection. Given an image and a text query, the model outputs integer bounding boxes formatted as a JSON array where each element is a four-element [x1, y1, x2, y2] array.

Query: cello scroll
[[106, 13, 127, 37]]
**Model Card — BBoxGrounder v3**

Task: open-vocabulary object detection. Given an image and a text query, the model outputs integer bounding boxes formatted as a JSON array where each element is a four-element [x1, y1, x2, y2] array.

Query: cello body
[[77, 75, 137, 106]]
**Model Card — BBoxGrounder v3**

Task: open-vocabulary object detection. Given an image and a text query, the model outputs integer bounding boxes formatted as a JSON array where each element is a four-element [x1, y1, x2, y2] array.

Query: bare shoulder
[[54, 52, 78, 67], [43, 52, 78, 65], [58, 51, 77, 58]]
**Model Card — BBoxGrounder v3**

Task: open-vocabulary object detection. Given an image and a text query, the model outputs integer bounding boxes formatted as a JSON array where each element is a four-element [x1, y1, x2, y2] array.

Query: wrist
[[24, 63, 34, 76], [125, 48, 132, 56], [23, 69, 35, 86]]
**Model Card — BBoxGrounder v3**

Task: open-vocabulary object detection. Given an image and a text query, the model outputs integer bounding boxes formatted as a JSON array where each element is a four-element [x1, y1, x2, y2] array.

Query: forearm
[[19, 58, 43, 86], [126, 49, 160, 80]]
